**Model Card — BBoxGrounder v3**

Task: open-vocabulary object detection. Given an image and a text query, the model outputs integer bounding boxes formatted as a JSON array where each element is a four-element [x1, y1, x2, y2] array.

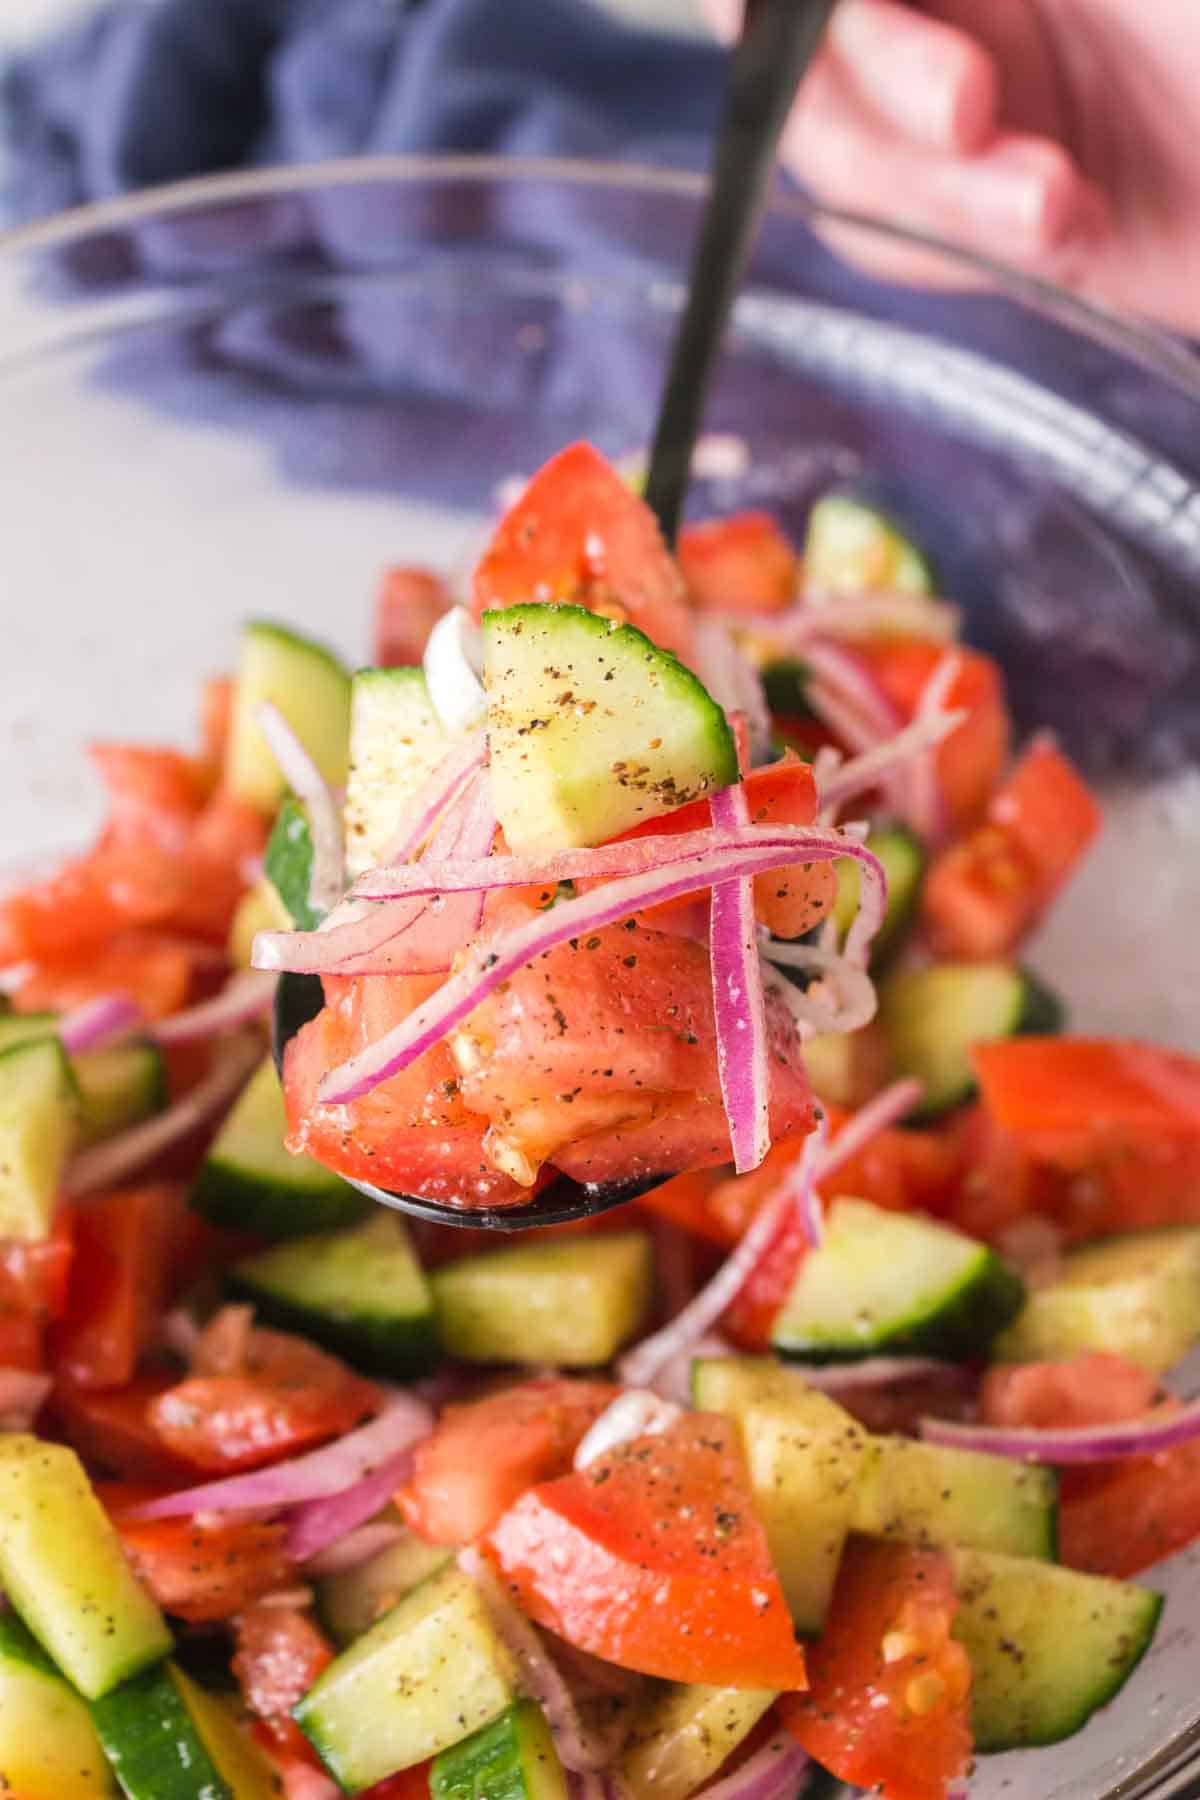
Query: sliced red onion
[[819, 1077, 924, 1181], [692, 619, 772, 765], [299, 1518, 407, 1578], [152, 969, 276, 1045], [618, 1176, 805, 1390], [761, 943, 878, 1038], [424, 607, 487, 736], [904, 651, 963, 844], [817, 706, 967, 823], [125, 1395, 432, 1521], [786, 1109, 828, 1248], [800, 1355, 950, 1392], [458, 1548, 626, 1772], [710, 786, 770, 1174], [0, 1369, 52, 1430], [317, 835, 886, 1106], [58, 993, 142, 1055], [64, 1029, 263, 1200], [377, 726, 487, 866], [693, 1732, 809, 1800], [921, 1400, 1200, 1465], [768, 592, 960, 644], [573, 1391, 683, 1470], [648, 1333, 734, 1407], [286, 1443, 418, 1564], [804, 641, 901, 742], [256, 702, 345, 915]]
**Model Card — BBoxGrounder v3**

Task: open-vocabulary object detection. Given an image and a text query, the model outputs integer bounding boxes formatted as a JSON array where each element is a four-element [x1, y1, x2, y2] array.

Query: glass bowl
[[1, 157, 1198, 1798]]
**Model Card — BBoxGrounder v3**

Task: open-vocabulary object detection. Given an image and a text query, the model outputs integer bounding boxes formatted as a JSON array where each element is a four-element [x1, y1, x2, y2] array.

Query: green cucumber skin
[[225, 1272, 438, 1379], [190, 1162, 369, 1238], [431, 1701, 567, 1800], [774, 1255, 1025, 1365], [90, 1666, 229, 1800], [265, 797, 321, 930], [0, 1609, 58, 1678]]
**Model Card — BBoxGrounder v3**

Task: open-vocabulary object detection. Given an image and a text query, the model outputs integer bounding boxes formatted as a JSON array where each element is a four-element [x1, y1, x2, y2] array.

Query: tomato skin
[[106, 1505, 293, 1623], [375, 566, 452, 667], [678, 511, 799, 614], [980, 1354, 1158, 1432], [234, 1601, 334, 1728], [0, 1211, 74, 1323], [49, 1186, 187, 1392], [923, 736, 1101, 959], [780, 1539, 972, 1800], [147, 1330, 379, 1473], [0, 1313, 43, 1372], [14, 928, 197, 1021], [471, 442, 695, 660], [51, 1370, 208, 1484], [1059, 1438, 1200, 1578], [486, 1414, 809, 1689], [399, 1378, 617, 1545], [89, 743, 208, 848], [972, 1038, 1200, 1241], [858, 639, 1010, 834]]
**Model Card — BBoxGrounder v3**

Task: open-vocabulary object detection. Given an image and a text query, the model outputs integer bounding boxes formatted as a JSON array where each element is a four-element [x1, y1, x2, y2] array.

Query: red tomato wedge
[[979, 1354, 1158, 1432], [972, 1038, 1200, 1239], [284, 974, 535, 1209], [471, 442, 695, 660], [234, 1601, 334, 1730], [147, 1329, 379, 1474], [678, 511, 799, 614], [857, 639, 1010, 834], [52, 1370, 208, 1484], [14, 929, 198, 1022], [485, 1414, 808, 1689], [0, 1211, 74, 1323], [1059, 1436, 1200, 1578], [89, 743, 209, 848], [0, 1312, 43, 1373], [104, 1502, 293, 1623], [781, 1539, 972, 1800], [48, 1185, 187, 1392], [923, 736, 1101, 959], [399, 1378, 618, 1545], [375, 566, 452, 667]]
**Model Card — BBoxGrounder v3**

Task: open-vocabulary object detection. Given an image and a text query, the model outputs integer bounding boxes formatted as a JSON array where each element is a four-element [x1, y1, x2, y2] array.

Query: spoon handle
[[643, 0, 838, 546]]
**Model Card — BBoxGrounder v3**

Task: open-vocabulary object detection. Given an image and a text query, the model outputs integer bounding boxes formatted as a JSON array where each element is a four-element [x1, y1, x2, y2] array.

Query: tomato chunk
[[89, 742, 208, 848], [923, 736, 1101, 959], [472, 442, 695, 660], [980, 1354, 1158, 1432], [49, 1186, 187, 1392], [52, 1370, 208, 1484], [972, 1038, 1200, 1239], [147, 1328, 379, 1473], [400, 1378, 617, 1545], [1059, 1438, 1200, 1578], [106, 1504, 293, 1623], [781, 1539, 972, 1800], [0, 1211, 75, 1323], [234, 1601, 334, 1730], [14, 929, 198, 1021], [0, 1312, 43, 1373], [486, 1414, 808, 1689], [375, 566, 452, 667], [678, 511, 799, 614], [858, 639, 1010, 834]]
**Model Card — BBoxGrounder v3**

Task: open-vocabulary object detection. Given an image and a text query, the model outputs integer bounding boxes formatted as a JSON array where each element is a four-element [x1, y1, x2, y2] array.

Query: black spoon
[[273, 0, 837, 1230]]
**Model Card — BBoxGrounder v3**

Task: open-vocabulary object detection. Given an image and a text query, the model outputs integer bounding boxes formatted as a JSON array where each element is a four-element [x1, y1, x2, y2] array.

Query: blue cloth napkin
[[3, 0, 1198, 773]]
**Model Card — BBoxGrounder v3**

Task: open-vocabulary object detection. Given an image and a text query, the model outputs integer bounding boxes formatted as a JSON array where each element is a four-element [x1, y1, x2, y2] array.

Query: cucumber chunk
[[689, 1356, 868, 1633], [771, 1199, 1024, 1363], [191, 1056, 368, 1238], [950, 1547, 1161, 1749], [432, 1699, 569, 1800], [832, 824, 926, 966], [75, 1040, 167, 1147], [228, 876, 292, 968], [995, 1227, 1200, 1373], [0, 1611, 115, 1798], [0, 1436, 171, 1698], [617, 1684, 775, 1800], [264, 795, 321, 928], [226, 619, 351, 814], [804, 494, 934, 598], [879, 961, 1063, 1120], [317, 1525, 453, 1648], [229, 1212, 437, 1378], [483, 604, 738, 856], [432, 1230, 652, 1367], [92, 1660, 279, 1799], [294, 1563, 518, 1791], [0, 1036, 78, 1240], [852, 1436, 1057, 1561], [345, 666, 450, 878]]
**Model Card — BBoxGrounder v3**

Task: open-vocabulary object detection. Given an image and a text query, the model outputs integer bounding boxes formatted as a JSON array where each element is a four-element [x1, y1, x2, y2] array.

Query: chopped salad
[[2, 441, 1200, 1800]]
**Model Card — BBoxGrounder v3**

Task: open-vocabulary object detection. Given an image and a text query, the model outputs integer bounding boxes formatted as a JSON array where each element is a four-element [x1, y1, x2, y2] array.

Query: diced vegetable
[[482, 604, 737, 856], [852, 1436, 1058, 1560], [228, 1212, 437, 1378], [832, 824, 926, 967], [49, 1184, 186, 1391], [75, 1040, 167, 1146], [191, 1056, 369, 1238], [771, 1199, 1024, 1362], [617, 1682, 776, 1800], [431, 1232, 653, 1367], [0, 1037, 78, 1240], [678, 510, 799, 614], [0, 1610, 115, 1799], [318, 1528, 453, 1647], [804, 495, 934, 598], [430, 1699, 570, 1800], [225, 620, 351, 814], [264, 795, 320, 927], [91, 1660, 280, 1799], [344, 667, 451, 878], [294, 1563, 518, 1790], [229, 877, 292, 967], [879, 960, 1062, 1120], [0, 1436, 172, 1698]]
